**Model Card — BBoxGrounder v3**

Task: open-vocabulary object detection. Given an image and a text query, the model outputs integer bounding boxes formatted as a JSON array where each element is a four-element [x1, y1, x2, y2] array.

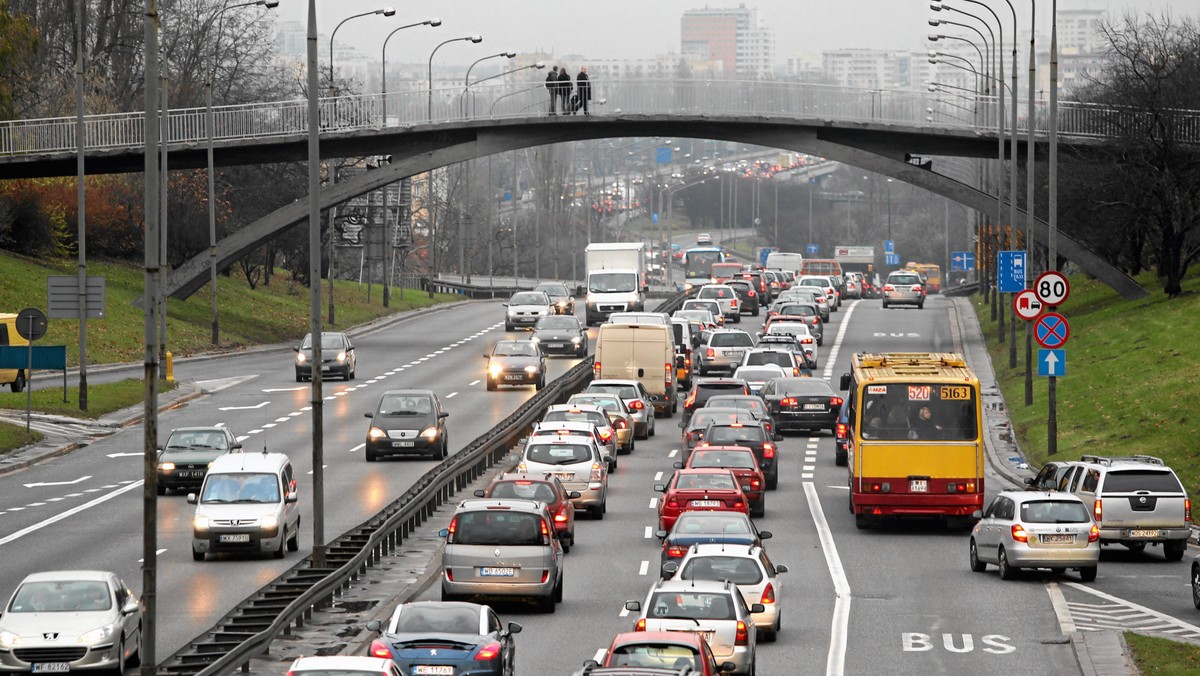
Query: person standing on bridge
[[575, 66, 591, 115], [557, 65, 572, 114], [546, 66, 560, 115]]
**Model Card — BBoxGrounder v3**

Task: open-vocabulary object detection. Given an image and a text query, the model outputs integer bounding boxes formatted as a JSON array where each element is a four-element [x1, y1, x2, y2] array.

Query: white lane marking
[[648, 498, 658, 509], [822, 300, 860, 380], [274, 417, 290, 423], [248, 430, 262, 434], [288, 412, 303, 417], [668, 449, 679, 458], [809, 436, 820, 441], [804, 465, 815, 471], [137, 548, 167, 563], [639, 561, 650, 576], [0, 481, 144, 548], [235, 435, 250, 442], [260, 386, 303, 393], [101, 484, 117, 489], [593, 649, 606, 664], [470, 380, 481, 386], [262, 423, 276, 429], [644, 526, 653, 539], [1063, 582, 1200, 635], [654, 471, 663, 482], [333, 391, 348, 397], [447, 392, 459, 399], [46, 498, 63, 502], [217, 401, 271, 411], [803, 482, 851, 676], [26, 503, 45, 507], [7, 507, 24, 512], [23, 475, 91, 488], [105, 452, 142, 458], [349, 443, 365, 453], [302, 406, 312, 411], [323, 396, 335, 401], [83, 488, 102, 493], [65, 493, 83, 498], [803, 473, 814, 479], [828, 485, 850, 490], [619, 606, 631, 618]]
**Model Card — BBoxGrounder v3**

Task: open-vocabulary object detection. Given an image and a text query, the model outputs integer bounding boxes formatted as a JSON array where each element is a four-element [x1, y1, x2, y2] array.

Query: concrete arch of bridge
[[161, 119, 1144, 302]]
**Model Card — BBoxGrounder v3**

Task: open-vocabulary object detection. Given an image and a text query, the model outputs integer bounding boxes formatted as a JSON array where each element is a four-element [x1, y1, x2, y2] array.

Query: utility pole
[[1048, 0, 1059, 454], [75, 0, 88, 411], [305, 0, 326, 567], [1025, 4, 1037, 407]]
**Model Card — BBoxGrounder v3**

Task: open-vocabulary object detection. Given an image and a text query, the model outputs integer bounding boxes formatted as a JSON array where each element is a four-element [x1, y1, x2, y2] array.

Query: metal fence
[[4, 79, 1198, 158]]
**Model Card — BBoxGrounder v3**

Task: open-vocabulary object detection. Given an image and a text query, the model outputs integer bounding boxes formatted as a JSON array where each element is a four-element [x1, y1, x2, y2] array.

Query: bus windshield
[[858, 383, 978, 441], [685, 249, 724, 280]]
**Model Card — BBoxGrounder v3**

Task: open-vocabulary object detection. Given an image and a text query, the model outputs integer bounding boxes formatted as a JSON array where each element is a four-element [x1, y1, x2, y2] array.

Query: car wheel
[[115, 637, 126, 676], [295, 371, 303, 383], [365, 449, 378, 462], [1079, 566, 1098, 583], [192, 548, 205, 562], [766, 473, 778, 490], [1050, 568, 1065, 575], [628, 437, 636, 453], [751, 501, 765, 519], [997, 547, 1015, 580], [273, 531, 286, 559], [156, 483, 167, 496], [127, 625, 142, 667], [553, 575, 564, 603], [287, 522, 300, 552], [835, 448, 847, 466], [733, 314, 741, 323], [505, 323, 513, 332], [752, 308, 760, 317], [561, 539, 570, 554], [9, 370, 24, 393], [535, 374, 545, 390], [649, 416, 656, 437], [440, 438, 449, 459], [1165, 540, 1187, 562], [540, 593, 556, 613], [1191, 565, 1200, 609], [969, 539, 987, 572], [486, 379, 497, 392], [882, 301, 889, 309], [440, 587, 456, 603], [349, 365, 356, 380]]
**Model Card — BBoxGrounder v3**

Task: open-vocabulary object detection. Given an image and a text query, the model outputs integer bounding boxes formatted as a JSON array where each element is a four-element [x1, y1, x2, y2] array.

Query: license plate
[[1128, 529, 1161, 538], [480, 567, 515, 577], [504, 375, 524, 381], [1041, 534, 1075, 544], [412, 667, 455, 676], [219, 533, 251, 543], [553, 472, 575, 480], [547, 343, 563, 348], [803, 403, 824, 410], [909, 479, 928, 493], [392, 441, 415, 448], [31, 665, 70, 673], [727, 351, 744, 359], [179, 470, 203, 478], [691, 500, 722, 507]]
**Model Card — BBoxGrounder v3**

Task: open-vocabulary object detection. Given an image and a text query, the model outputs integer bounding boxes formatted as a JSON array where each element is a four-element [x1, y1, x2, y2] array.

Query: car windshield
[[779, 305, 815, 316], [648, 591, 735, 620], [200, 472, 280, 504], [8, 581, 112, 613], [489, 481, 559, 503], [707, 426, 764, 445], [609, 644, 701, 670], [535, 284, 568, 297], [536, 317, 578, 330], [706, 397, 765, 415], [590, 272, 637, 293], [674, 513, 751, 535], [710, 333, 753, 348], [745, 353, 791, 368], [779, 380, 834, 396], [395, 605, 480, 635], [691, 450, 756, 469], [698, 287, 731, 299], [452, 510, 546, 546], [377, 394, 433, 415], [493, 342, 538, 357], [684, 301, 721, 314], [859, 383, 978, 441], [590, 384, 639, 399], [525, 443, 592, 465], [799, 277, 830, 288], [675, 472, 736, 490], [681, 556, 764, 585], [1103, 470, 1184, 493], [1019, 500, 1091, 524], [300, 334, 345, 350], [510, 292, 546, 305], [674, 311, 709, 322], [164, 430, 228, 451], [571, 396, 622, 413], [689, 410, 740, 430]]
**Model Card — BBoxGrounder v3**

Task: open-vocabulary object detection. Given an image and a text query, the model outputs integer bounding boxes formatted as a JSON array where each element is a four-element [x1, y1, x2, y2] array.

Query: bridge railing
[[2, 79, 1199, 158]]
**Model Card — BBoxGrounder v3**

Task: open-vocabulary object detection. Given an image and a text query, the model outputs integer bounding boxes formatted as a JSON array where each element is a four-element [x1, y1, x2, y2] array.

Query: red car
[[474, 472, 579, 552], [655, 468, 749, 531], [591, 631, 733, 675], [678, 445, 766, 518]]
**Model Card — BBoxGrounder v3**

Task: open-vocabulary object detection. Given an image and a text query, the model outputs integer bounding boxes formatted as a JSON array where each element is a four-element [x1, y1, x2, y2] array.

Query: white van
[[593, 323, 677, 417], [188, 451, 300, 561], [765, 252, 804, 277]]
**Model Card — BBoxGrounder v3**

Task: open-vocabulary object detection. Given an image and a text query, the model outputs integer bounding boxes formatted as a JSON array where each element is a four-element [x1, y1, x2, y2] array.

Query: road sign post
[[15, 307, 48, 432]]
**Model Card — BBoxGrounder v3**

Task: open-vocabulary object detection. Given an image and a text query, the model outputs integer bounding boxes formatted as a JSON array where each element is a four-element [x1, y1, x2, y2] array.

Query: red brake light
[[1088, 524, 1100, 543], [836, 423, 848, 439], [761, 583, 775, 604], [1011, 524, 1029, 543], [735, 620, 749, 646], [475, 641, 502, 660], [883, 285, 895, 292], [667, 499, 679, 508], [635, 618, 646, 632], [1187, 498, 1192, 522], [706, 347, 716, 358], [780, 397, 798, 407], [541, 519, 551, 543], [614, 419, 628, 429], [763, 442, 775, 459], [830, 396, 844, 407], [630, 400, 645, 410], [554, 505, 569, 523], [748, 290, 756, 297], [592, 362, 601, 376], [598, 429, 613, 441], [447, 516, 458, 540], [369, 640, 391, 659], [1094, 499, 1102, 521], [666, 545, 687, 558]]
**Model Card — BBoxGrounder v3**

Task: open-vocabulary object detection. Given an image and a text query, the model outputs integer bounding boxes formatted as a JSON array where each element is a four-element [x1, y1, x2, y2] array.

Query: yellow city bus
[[838, 352, 984, 529], [904, 262, 942, 293]]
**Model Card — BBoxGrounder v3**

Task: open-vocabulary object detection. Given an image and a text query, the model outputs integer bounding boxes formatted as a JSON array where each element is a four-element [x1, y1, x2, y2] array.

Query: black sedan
[[367, 601, 521, 676], [156, 426, 241, 494], [364, 390, 450, 461], [534, 281, 577, 315], [531, 315, 588, 356], [759, 376, 842, 434], [294, 331, 356, 381], [485, 339, 546, 390], [655, 511, 772, 569]]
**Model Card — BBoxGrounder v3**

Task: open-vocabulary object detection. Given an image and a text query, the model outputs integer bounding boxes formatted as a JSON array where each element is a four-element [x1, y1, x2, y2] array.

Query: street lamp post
[[330, 6, 395, 89], [428, 35, 483, 122], [462, 51, 516, 117], [382, 18, 441, 125]]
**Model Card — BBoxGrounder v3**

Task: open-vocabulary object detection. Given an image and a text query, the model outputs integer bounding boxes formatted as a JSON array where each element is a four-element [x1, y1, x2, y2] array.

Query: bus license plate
[[909, 479, 928, 493], [1128, 529, 1160, 539]]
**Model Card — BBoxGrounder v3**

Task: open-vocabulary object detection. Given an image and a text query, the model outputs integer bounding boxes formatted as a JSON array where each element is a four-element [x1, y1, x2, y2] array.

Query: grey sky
[[275, 0, 1198, 68]]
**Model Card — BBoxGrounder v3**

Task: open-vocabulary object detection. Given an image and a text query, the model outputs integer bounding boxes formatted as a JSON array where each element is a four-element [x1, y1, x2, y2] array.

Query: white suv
[[697, 284, 741, 323]]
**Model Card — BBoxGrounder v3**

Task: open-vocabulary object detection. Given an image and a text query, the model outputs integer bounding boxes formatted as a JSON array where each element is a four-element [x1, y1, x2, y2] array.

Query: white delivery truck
[[764, 251, 804, 277], [583, 242, 648, 326], [593, 323, 677, 417]]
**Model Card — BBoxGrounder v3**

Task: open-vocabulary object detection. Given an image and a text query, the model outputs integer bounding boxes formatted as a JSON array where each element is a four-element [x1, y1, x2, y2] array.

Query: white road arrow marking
[[218, 401, 270, 411], [24, 475, 91, 488], [262, 387, 306, 393], [196, 375, 259, 393], [105, 452, 143, 458]]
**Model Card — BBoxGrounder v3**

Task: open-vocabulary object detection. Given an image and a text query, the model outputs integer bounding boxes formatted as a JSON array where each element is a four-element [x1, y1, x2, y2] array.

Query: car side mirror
[[231, 443, 242, 450], [575, 285, 585, 296], [750, 603, 766, 614], [364, 412, 373, 418], [439, 412, 450, 419], [653, 484, 666, 493], [568, 491, 582, 499], [624, 600, 641, 612], [507, 621, 523, 634], [186, 493, 198, 504], [285, 491, 298, 504], [292, 346, 299, 352], [581, 660, 599, 669], [1023, 477, 1036, 486], [839, 373, 851, 391], [972, 510, 984, 519], [655, 529, 668, 539], [438, 528, 450, 538], [482, 352, 491, 359], [661, 561, 679, 577], [720, 662, 738, 673], [775, 564, 789, 574], [501, 303, 509, 307], [759, 530, 772, 540], [366, 619, 382, 632], [121, 599, 139, 615], [473, 489, 486, 498], [672, 461, 683, 469]]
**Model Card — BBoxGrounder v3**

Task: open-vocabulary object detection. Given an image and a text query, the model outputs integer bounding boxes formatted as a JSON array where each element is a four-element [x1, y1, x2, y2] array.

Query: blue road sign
[[758, 247, 777, 265], [885, 253, 900, 266], [1038, 349, 1066, 377], [951, 251, 976, 272], [1035, 312, 1070, 349], [656, 147, 672, 164], [997, 250, 1027, 293], [806, 244, 819, 254], [885, 240, 895, 254]]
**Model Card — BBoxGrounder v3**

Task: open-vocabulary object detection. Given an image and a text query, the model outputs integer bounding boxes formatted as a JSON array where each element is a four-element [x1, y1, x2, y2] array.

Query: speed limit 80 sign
[[1035, 271, 1070, 307]]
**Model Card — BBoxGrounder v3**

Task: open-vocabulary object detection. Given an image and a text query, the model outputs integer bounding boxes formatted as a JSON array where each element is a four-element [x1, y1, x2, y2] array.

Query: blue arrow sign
[[951, 251, 976, 271], [884, 240, 895, 254], [806, 244, 819, 254], [997, 250, 1027, 293], [1038, 349, 1065, 377]]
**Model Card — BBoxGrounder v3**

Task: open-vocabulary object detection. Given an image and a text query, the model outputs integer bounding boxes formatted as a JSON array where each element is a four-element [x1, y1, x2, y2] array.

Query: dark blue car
[[367, 601, 521, 676], [835, 398, 850, 466], [655, 511, 772, 569]]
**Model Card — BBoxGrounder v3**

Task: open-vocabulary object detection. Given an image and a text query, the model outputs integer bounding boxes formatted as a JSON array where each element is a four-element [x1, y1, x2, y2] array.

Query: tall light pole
[[462, 51, 516, 116], [429, 35, 483, 122], [330, 6, 395, 88], [75, 0, 88, 410], [382, 18, 442, 124], [304, 0, 326, 570], [1025, 0, 1037, 407], [205, 0, 278, 347], [1047, 0, 1059, 454]]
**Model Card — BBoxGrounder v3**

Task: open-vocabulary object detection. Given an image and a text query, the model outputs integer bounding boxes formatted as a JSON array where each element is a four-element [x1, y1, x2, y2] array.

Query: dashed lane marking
[[648, 498, 658, 509], [639, 561, 650, 576], [644, 526, 653, 539]]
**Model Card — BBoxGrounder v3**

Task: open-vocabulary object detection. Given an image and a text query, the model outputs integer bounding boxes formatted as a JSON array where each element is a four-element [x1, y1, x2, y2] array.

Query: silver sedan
[[970, 491, 1099, 581]]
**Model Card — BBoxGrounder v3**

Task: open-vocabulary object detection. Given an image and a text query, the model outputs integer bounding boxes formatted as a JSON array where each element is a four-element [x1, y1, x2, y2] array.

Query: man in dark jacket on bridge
[[546, 66, 560, 115], [557, 66, 572, 114], [575, 66, 592, 115]]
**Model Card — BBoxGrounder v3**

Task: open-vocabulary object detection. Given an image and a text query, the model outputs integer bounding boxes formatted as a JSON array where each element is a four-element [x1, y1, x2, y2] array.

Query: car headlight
[[420, 426, 439, 440], [524, 365, 538, 374], [335, 351, 347, 362], [296, 353, 307, 363], [0, 629, 20, 649], [260, 514, 279, 530], [488, 363, 503, 378], [193, 515, 210, 531], [159, 462, 176, 471], [367, 427, 387, 440], [571, 336, 582, 344], [529, 336, 541, 343], [77, 623, 116, 645]]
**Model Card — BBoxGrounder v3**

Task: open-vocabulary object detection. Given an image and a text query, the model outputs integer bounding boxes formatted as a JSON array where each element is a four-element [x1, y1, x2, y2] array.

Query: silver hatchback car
[[970, 491, 1100, 581], [882, 271, 926, 309], [439, 499, 564, 612], [625, 578, 761, 675]]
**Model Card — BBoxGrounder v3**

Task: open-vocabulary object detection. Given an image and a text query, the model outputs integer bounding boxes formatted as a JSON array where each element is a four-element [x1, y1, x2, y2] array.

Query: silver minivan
[[189, 451, 299, 561], [518, 436, 608, 518], [439, 499, 564, 612]]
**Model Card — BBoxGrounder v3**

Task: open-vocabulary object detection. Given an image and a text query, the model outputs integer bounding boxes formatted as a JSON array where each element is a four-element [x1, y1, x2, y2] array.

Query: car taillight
[[475, 641, 502, 660], [792, 368, 800, 376], [666, 545, 687, 558], [591, 463, 603, 481], [883, 285, 895, 292], [541, 519, 551, 542], [830, 396, 843, 407], [369, 640, 391, 658], [801, 337, 813, 344], [635, 618, 646, 632], [629, 400, 645, 410], [593, 362, 601, 376], [913, 285, 923, 293], [598, 429, 612, 442], [706, 347, 716, 358], [780, 397, 797, 407], [1187, 498, 1192, 522], [667, 499, 679, 508], [731, 299, 738, 308], [735, 620, 749, 646], [665, 363, 673, 385], [1011, 524, 1029, 543], [555, 505, 569, 523], [836, 422, 848, 439], [541, 570, 549, 583], [763, 442, 775, 459], [1093, 499, 1102, 521], [685, 392, 697, 407], [1088, 524, 1100, 543], [748, 290, 756, 297], [447, 516, 458, 540], [761, 583, 775, 605], [614, 419, 628, 429]]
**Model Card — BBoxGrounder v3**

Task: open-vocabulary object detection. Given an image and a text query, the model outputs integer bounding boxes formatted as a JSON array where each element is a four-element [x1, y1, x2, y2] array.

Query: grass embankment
[[1, 378, 176, 419], [972, 271, 1200, 498], [0, 421, 43, 456], [1125, 632, 1200, 674]]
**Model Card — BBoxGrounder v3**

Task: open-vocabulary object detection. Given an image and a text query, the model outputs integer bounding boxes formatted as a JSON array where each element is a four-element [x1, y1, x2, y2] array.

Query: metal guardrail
[[5, 79, 1198, 158], [158, 291, 692, 676]]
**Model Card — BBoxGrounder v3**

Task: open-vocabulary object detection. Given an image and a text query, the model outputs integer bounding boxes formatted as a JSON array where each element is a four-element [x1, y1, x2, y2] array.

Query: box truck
[[583, 242, 648, 326]]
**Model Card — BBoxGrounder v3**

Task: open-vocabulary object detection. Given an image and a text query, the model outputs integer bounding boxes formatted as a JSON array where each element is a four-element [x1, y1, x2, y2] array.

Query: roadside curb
[[1071, 630, 1139, 676]]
